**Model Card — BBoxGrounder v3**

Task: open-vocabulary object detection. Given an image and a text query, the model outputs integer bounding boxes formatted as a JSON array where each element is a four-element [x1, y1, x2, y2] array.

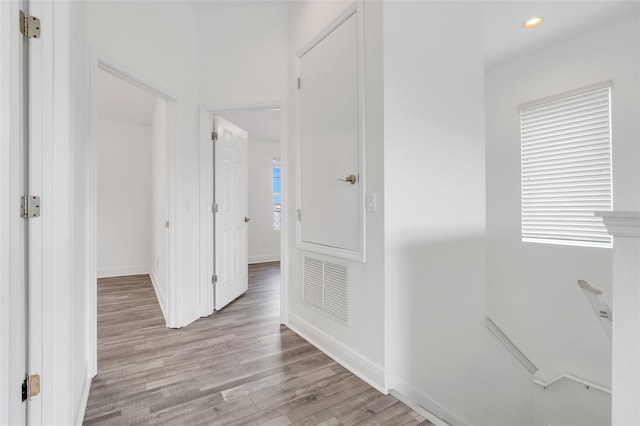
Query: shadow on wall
[[392, 236, 612, 426], [391, 236, 534, 426]]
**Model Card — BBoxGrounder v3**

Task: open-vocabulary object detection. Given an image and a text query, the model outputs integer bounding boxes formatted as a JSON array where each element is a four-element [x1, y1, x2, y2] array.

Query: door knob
[[338, 174, 357, 185], [244, 216, 251, 223]]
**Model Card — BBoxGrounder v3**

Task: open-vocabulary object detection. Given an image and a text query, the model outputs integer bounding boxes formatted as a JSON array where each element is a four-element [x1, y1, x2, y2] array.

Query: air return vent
[[303, 256, 349, 324]]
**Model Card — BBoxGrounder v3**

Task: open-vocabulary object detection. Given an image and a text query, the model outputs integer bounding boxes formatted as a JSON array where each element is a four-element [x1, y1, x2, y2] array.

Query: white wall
[[286, 1, 387, 390], [150, 99, 169, 315], [86, 0, 200, 327], [485, 14, 640, 394], [383, 3, 534, 425], [197, 3, 288, 107], [248, 138, 281, 264], [96, 120, 152, 278], [533, 380, 611, 426]]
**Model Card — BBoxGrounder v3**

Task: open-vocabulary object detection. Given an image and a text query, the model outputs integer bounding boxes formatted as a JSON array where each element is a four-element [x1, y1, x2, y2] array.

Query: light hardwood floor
[[83, 262, 431, 425]]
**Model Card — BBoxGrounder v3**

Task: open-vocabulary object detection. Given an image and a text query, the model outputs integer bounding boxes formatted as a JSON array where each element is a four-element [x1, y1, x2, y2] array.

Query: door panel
[[299, 13, 359, 252], [214, 116, 248, 310]]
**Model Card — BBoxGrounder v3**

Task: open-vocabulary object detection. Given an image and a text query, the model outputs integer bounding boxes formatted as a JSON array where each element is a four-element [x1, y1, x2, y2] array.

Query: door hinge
[[212, 203, 219, 213], [21, 195, 40, 219], [212, 275, 218, 285], [211, 131, 218, 142], [19, 10, 41, 39], [296, 209, 302, 221], [21, 374, 40, 402], [297, 78, 301, 90]]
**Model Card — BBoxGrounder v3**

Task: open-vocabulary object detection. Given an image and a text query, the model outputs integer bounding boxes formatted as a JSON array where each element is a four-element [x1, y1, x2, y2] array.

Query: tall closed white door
[[214, 115, 249, 310], [299, 12, 360, 252]]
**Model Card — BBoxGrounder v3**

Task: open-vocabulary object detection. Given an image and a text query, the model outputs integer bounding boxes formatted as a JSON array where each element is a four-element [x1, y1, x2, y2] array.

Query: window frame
[[519, 82, 613, 249], [273, 158, 281, 231]]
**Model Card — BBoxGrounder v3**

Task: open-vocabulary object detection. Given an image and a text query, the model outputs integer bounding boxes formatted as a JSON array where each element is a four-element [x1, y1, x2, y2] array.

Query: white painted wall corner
[[389, 376, 469, 426], [149, 269, 168, 326]]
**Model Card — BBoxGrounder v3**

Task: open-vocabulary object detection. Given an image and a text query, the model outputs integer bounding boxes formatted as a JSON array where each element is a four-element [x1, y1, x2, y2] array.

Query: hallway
[[83, 263, 429, 425]]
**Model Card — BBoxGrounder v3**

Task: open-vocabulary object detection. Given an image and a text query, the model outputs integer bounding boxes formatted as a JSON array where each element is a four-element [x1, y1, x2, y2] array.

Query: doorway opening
[[90, 58, 177, 375], [199, 106, 287, 322]]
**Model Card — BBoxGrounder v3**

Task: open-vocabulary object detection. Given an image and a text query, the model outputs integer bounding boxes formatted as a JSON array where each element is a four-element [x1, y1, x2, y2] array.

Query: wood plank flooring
[[83, 262, 431, 425]]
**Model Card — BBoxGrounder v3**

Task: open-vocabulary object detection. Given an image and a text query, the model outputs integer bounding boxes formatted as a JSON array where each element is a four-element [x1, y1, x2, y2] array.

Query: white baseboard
[[149, 269, 168, 324], [97, 265, 149, 278], [73, 377, 92, 426], [389, 376, 469, 426], [248, 253, 281, 264], [287, 312, 386, 393]]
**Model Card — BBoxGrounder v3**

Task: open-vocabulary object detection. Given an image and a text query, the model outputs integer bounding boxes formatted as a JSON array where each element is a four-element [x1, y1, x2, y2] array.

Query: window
[[273, 158, 281, 230], [520, 85, 612, 248]]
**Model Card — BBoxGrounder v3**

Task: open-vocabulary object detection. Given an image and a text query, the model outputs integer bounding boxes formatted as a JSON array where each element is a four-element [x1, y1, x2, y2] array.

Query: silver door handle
[[338, 174, 357, 185]]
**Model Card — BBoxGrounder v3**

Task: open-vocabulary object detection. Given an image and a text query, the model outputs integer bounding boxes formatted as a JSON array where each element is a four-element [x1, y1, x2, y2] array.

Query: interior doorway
[[90, 57, 177, 374], [199, 106, 286, 321]]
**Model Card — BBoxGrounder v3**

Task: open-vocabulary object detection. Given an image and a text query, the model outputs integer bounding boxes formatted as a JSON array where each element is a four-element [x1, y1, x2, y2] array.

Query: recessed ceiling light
[[523, 17, 544, 29]]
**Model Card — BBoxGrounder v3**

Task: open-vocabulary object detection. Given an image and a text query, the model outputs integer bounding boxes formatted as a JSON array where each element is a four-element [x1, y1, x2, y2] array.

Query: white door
[[299, 12, 360, 252], [214, 116, 249, 310], [1, 2, 27, 424], [1, 1, 41, 424]]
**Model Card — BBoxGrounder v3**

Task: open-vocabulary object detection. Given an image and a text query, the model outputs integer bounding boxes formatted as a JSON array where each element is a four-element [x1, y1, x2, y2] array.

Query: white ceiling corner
[[482, 0, 640, 69]]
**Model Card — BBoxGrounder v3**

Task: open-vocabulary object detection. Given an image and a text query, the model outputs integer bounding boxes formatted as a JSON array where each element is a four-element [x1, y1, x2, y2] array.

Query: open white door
[[214, 116, 249, 310], [1, 1, 28, 424]]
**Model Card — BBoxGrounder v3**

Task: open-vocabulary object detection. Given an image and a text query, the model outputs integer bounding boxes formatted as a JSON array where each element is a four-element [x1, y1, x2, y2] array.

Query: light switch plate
[[366, 193, 377, 212]]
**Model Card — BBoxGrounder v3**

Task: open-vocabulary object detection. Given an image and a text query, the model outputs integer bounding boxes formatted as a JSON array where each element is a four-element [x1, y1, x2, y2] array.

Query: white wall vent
[[303, 256, 349, 324]]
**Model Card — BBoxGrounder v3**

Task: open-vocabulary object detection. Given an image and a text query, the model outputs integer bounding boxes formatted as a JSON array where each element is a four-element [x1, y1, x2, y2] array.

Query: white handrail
[[577, 279, 612, 340], [533, 373, 611, 395], [485, 316, 538, 374]]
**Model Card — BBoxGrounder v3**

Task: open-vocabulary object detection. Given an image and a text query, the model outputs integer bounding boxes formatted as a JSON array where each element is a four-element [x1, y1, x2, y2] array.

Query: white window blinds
[[520, 85, 612, 248]]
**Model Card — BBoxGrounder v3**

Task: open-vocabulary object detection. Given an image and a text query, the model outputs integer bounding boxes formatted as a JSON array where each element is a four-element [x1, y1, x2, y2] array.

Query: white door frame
[[199, 102, 289, 325], [88, 49, 180, 371], [0, 1, 28, 424]]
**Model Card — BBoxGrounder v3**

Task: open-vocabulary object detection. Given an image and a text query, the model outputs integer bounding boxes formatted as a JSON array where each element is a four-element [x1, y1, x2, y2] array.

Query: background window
[[520, 85, 612, 248], [273, 158, 281, 230]]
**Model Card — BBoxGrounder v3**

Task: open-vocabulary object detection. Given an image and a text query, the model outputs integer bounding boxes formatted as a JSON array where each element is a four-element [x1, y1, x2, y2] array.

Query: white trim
[[296, 2, 358, 58], [287, 312, 385, 393], [279, 101, 289, 326], [389, 376, 469, 426], [198, 107, 214, 317], [533, 372, 612, 395], [388, 389, 452, 426], [73, 378, 92, 426], [294, 1, 367, 263], [596, 211, 640, 237], [95, 53, 178, 103], [149, 269, 168, 325], [97, 265, 150, 278], [248, 254, 281, 264]]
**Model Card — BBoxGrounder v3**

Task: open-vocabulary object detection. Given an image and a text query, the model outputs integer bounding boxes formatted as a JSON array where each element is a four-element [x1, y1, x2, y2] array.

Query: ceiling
[[219, 109, 281, 143], [482, 1, 640, 68], [98, 1, 639, 125], [189, 0, 638, 67], [96, 68, 156, 125], [187, 0, 273, 13]]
